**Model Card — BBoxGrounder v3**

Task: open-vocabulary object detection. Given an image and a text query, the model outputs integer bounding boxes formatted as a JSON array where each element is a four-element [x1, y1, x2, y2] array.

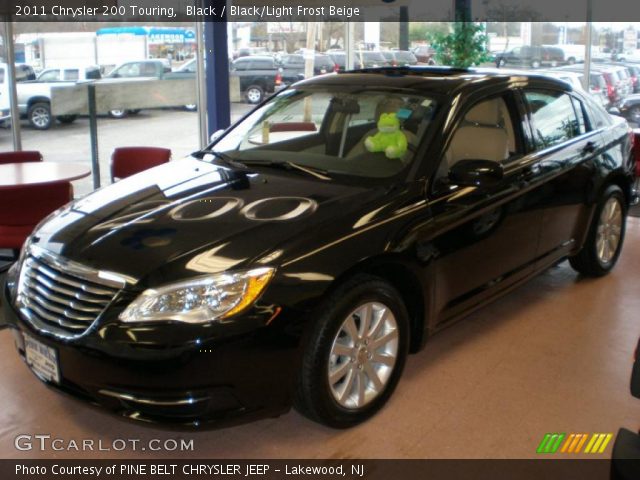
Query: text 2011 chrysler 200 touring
[[3, 67, 635, 428]]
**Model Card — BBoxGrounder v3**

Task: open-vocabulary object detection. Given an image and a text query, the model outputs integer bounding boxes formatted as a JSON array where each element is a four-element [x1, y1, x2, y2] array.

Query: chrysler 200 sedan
[[3, 67, 635, 428]]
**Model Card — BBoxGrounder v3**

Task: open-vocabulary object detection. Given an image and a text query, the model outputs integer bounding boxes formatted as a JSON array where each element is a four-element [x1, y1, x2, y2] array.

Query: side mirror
[[210, 129, 225, 143], [449, 159, 504, 188], [607, 107, 622, 116]]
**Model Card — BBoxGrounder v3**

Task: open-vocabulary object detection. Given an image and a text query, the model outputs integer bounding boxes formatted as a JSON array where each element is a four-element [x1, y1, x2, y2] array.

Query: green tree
[[430, 23, 490, 68], [409, 22, 450, 44]]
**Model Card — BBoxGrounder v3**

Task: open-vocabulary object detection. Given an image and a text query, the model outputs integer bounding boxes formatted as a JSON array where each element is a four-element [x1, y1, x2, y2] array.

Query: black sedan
[[2, 67, 635, 428]]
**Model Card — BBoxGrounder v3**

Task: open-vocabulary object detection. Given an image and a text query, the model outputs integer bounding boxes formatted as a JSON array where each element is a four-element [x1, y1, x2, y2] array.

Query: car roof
[[294, 66, 571, 95]]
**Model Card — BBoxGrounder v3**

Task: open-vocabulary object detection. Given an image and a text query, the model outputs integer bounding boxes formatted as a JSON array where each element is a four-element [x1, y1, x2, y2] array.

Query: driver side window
[[442, 96, 519, 175]]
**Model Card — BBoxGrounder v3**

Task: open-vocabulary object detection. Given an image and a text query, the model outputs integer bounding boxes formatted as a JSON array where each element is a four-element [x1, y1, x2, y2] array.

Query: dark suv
[[3, 67, 633, 429], [229, 55, 281, 104], [495, 46, 565, 68], [278, 54, 337, 85]]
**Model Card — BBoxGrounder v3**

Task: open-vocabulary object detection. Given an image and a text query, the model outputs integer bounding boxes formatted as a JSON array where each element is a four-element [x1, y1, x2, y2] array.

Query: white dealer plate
[[24, 334, 60, 384]]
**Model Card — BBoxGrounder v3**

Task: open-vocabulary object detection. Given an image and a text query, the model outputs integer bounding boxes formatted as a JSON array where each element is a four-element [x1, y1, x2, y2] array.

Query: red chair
[[0, 151, 42, 165], [0, 181, 73, 259], [111, 147, 171, 182]]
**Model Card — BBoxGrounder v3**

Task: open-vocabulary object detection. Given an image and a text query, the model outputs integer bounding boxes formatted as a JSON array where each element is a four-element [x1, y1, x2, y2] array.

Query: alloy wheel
[[596, 197, 623, 265], [328, 301, 398, 409], [31, 107, 50, 128]]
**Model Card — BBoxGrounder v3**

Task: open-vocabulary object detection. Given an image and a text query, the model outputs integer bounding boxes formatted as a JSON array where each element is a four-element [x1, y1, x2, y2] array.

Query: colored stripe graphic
[[536, 433, 565, 453], [538, 433, 613, 454]]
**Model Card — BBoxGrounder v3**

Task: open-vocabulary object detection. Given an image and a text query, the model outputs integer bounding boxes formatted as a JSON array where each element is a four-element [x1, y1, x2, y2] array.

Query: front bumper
[[2, 283, 298, 428]]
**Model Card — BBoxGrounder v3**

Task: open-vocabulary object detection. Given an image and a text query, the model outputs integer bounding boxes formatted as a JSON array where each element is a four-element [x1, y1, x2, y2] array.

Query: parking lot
[[0, 104, 252, 196]]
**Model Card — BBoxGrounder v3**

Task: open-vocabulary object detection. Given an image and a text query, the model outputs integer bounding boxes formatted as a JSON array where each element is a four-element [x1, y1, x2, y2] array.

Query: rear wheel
[[28, 102, 52, 130], [245, 85, 264, 104], [56, 115, 77, 125], [108, 109, 128, 119], [295, 275, 409, 428], [531, 60, 541, 68], [497, 58, 506, 68], [569, 185, 626, 277]]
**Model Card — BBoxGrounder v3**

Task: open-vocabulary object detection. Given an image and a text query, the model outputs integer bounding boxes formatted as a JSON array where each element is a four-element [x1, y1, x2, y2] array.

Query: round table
[[0, 162, 91, 188]]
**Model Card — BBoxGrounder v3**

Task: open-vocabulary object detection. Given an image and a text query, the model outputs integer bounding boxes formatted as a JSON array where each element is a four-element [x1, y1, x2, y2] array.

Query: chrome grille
[[16, 245, 136, 336]]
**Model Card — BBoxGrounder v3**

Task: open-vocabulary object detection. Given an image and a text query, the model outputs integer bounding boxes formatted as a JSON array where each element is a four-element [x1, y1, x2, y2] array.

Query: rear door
[[520, 87, 604, 265]]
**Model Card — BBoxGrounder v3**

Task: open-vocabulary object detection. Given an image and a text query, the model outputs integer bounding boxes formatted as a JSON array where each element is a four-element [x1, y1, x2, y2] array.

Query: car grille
[[16, 245, 134, 337]]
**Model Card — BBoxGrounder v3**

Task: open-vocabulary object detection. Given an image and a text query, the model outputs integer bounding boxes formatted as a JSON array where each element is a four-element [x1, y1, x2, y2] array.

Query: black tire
[[244, 85, 264, 104], [531, 60, 541, 69], [294, 274, 409, 428], [184, 104, 197, 112], [108, 109, 128, 119], [567, 57, 576, 65], [56, 115, 77, 125], [28, 102, 52, 130], [569, 185, 627, 277]]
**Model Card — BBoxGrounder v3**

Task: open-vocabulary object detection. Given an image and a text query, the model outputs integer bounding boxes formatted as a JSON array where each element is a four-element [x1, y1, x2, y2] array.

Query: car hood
[[31, 158, 381, 285]]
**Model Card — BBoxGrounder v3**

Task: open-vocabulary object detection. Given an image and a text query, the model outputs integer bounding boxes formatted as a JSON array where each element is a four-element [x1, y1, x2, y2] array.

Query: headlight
[[119, 267, 275, 324]]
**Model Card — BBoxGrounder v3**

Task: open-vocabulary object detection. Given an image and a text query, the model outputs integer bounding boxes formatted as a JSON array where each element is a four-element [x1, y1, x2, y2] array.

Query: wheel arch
[[323, 254, 430, 354], [27, 96, 50, 109]]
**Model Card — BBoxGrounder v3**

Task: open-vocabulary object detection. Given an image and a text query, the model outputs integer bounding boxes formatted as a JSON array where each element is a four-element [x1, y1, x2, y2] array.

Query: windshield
[[210, 86, 438, 179]]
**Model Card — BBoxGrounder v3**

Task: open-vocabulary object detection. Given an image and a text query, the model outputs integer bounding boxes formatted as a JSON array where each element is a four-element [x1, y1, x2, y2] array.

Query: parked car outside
[[554, 65, 611, 108], [495, 45, 565, 68], [412, 44, 436, 64], [327, 51, 357, 72], [2, 68, 633, 429], [381, 50, 418, 67], [278, 53, 337, 85], [356, 51, 392, 68], [37, 65, 102, 82], [0, 62, 90, 130], [229, 55, 282, 104]]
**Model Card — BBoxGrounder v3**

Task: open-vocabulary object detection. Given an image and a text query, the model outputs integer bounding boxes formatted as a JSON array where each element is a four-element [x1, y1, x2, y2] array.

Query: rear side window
[[38, 70, 60, 82], [63, 69, 79, 81], [0, 69, 5, 84], [524, 91, 583, 149]]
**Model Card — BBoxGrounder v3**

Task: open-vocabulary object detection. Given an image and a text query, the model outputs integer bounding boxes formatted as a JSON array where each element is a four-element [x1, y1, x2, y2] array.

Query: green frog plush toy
[[364, 112, 408, 159]]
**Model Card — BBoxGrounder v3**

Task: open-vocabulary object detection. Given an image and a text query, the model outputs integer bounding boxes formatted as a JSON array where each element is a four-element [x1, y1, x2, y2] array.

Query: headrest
[[375, 97, 406, 119], [465, 100, 502, 126]]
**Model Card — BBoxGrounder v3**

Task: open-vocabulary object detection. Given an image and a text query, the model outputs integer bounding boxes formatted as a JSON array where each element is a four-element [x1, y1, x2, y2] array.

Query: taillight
[[333, 63, 339, 73], [607, 83, 615, 99], [275, 72, 282, 86]]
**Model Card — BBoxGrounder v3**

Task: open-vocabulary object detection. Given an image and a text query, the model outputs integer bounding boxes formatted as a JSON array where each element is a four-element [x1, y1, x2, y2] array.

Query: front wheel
[[569, 185, 627, 277], [295, 275, 409, 428], [531, 60, 541, 68]]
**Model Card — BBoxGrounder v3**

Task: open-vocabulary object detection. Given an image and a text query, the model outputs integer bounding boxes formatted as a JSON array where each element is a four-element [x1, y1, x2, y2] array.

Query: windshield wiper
[[241, 160, 332, 181], [193, 150, 247, 170]]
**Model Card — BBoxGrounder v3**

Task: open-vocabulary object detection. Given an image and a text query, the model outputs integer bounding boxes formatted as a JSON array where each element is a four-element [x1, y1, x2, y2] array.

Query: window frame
[[520, 88, 590, 152], [437, 90, 526, 175]]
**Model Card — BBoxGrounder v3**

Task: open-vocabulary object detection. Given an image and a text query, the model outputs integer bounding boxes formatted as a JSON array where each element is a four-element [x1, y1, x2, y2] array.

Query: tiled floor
[[1, 220, 639, 459]]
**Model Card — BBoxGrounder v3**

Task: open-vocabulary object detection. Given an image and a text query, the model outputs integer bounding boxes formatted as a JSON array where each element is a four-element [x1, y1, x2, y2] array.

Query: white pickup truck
[[0, 63, 100, 130]]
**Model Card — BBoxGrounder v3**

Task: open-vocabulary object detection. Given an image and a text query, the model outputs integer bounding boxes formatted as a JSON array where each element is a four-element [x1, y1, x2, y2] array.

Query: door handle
[[582, 141, 597, 154]]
